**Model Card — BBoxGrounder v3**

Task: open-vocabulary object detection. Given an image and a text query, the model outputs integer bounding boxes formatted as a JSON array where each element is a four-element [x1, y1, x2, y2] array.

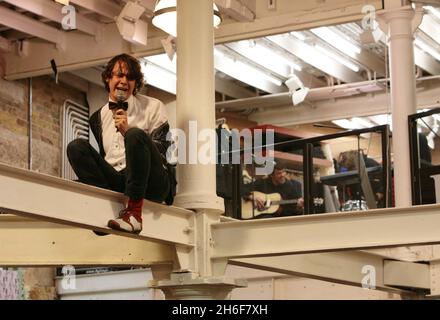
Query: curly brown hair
[[338, 150, 362, 170], [101, 54, 144, 96]]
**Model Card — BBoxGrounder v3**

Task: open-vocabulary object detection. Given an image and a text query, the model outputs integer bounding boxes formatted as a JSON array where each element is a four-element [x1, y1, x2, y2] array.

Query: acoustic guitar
[[241, 191, 323, 220]]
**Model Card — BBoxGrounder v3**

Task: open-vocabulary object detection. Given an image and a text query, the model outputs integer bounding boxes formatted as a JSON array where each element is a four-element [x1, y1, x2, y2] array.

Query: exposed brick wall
[[0, 77, 29, 169], [0, 75, 87, 176], [23, 268, 57, 300], [31, 76, 87, 176], [0, 75, 87, 300]]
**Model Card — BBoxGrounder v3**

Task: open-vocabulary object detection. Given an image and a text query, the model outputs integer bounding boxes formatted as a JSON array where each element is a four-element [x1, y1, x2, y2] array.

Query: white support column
[[153, 0, 243, 299], [172, 0, 224, 276], [173, 0, 224, 214], [377, 5, 422, 207]]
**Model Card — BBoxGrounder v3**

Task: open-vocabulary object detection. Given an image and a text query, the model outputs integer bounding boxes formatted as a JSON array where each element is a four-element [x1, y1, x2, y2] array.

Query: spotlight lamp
[[116, 1, 148, 46], [285, 74, 309, 106], [152, 0, 222, 37]]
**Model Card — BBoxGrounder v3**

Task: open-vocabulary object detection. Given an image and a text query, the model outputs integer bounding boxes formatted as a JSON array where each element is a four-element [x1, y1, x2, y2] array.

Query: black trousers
[[67, 127, 170, 203]]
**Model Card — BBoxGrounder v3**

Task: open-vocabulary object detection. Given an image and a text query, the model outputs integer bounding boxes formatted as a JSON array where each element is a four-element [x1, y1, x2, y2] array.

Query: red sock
[[127, 198, 143, 219]]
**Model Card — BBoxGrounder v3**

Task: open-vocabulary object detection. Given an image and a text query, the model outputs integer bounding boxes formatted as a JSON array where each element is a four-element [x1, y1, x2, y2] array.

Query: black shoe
[[93, 230, 110, 236]]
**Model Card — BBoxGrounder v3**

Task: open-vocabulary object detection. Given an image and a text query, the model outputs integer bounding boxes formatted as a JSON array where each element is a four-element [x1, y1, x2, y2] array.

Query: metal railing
[[217, 125, 391, 218], [408, 108, 440, 205]]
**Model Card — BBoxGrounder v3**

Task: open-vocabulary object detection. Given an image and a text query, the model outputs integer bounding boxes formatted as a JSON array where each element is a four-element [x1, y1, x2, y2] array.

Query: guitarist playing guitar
[[242, 162, 304, 219]]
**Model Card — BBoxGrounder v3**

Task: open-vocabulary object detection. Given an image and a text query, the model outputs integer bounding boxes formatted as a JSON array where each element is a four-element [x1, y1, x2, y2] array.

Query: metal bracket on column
[[173, 211, 229, 277], [428, 261, 440, 297], [212, 258, 229, 277], [175, 244, 195, 272], [411, 4, 424, 32]]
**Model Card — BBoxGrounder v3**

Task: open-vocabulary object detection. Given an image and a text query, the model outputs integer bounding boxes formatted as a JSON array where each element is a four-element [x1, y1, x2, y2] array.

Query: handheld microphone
[[115, 89, 126, 133], [116, 89, 125, 110]]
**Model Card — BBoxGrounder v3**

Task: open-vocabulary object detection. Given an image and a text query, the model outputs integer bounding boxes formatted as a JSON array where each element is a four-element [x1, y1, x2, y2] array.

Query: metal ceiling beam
[[3, 0, 382, 80], [419, 14, 440, 48], [215, 79, 385, 112], [3, 23, 166, 80], [324, 25, 387, 77], [215, 76, 256, 99], [267, 35, 364, 83], [231, 252, 429, 292], [0, 163, 194, 247], [295, 70, 327, 88], [364, 245, 440, 262], [0, 215, 175, 267], [71, 51, 280, 98], [0, 36, 12, 52], [69, 68, 104, 87], [121, 0, 155, 15], [0, 5, 65, 48], [224, 39, 325, 88], [415, 47, 440, 75], [246, 77, 440, 126], [384, 260, 430, 290], [349, 48, 386, 77], [225, 40, 291, 78], [211, 203, 440, 259], [2, 0, 101, 36], [142, 60, 177, 94], [0, 29, 32, 41], [215, 0, 255, 22], [69, 0, 120, 20], [58, 72, 89, 93], [119, 0, 256, 21], [214, 0, 382, 44], [214, 50, 286, 94]]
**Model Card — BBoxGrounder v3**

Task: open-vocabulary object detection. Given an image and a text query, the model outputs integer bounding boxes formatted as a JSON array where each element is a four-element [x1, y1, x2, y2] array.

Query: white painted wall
[[56, 269, 156, 300], [56, 266, 403, 300]]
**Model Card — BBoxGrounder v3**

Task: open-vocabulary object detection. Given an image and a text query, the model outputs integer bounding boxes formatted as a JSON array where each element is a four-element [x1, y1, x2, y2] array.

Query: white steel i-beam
[[0, 215, 175, 267], [377, 5, 422, 207], [231, 252, 430, 292], [211, 204, 440, 259], [0, 163, 194, 247]]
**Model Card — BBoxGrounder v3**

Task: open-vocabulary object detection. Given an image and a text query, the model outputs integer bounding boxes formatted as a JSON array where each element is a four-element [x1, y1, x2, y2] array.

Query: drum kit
[[340, 199, 369, 212]]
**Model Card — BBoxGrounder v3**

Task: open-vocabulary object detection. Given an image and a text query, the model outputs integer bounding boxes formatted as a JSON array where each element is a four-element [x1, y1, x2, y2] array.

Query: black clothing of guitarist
[[243, 166, 303, 217]]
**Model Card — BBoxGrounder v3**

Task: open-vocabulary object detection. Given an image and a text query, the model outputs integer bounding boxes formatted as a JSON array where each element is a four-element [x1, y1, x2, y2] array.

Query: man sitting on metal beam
[[67, 54, 176, 234]]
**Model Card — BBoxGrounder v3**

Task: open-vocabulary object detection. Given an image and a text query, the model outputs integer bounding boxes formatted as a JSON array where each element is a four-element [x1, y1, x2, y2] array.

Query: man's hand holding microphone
[[111, 89, 129, 136]]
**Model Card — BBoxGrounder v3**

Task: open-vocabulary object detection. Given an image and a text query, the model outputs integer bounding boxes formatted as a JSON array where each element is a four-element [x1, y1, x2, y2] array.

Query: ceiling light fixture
[[311, 27, 361, 55], [351, 117, 375, 128], [425, 6, 440, 20], [414, 38, 440, 61], [116, 1, 148, 46], [332, 119, 357, 130], [152, 0, 222, 37], [251, 41, 302, 71], [141, 61, 177, 94], [290, 31, 306, 41], [214, 48, 283, 86], [285, 73, 309, 106], [315, 44, 360, 72], [369, 114, 390, 126]]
